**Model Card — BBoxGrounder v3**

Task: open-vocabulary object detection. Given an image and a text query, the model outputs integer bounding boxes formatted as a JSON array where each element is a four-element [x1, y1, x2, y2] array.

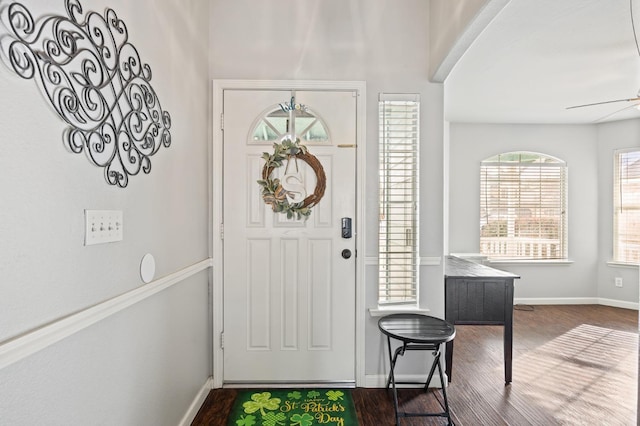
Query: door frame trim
[[211, 80, 366, 388]]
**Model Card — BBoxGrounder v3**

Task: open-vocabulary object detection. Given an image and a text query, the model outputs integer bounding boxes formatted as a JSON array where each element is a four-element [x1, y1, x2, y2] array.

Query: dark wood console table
[[444, 255, 520, 384]]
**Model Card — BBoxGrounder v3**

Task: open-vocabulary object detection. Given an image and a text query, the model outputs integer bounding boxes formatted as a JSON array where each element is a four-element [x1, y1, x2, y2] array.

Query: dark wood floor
[[192, 305, 638, 425]]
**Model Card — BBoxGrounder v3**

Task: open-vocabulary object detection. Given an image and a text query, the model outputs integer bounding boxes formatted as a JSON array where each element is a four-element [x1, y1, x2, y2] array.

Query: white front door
[[222, 89, 357, 384]]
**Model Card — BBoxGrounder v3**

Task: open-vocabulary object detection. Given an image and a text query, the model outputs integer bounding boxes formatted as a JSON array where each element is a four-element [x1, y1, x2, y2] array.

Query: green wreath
[[257, 138, 326, 220]]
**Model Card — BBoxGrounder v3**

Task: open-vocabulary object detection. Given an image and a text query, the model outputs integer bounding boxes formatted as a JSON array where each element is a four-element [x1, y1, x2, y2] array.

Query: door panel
[[223, 89, 356, 383]]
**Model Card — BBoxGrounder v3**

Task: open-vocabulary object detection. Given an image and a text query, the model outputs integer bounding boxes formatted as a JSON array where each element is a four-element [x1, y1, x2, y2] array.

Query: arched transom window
[[251, 104, 329, 143]]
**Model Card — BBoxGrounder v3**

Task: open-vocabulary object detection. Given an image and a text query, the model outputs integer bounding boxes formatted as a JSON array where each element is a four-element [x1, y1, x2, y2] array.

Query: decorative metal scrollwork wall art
[[0, 0, 171, 187]]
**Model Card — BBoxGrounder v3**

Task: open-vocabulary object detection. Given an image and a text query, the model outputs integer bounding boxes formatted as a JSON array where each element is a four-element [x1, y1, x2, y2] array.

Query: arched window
[[480, 152, 567, 260]]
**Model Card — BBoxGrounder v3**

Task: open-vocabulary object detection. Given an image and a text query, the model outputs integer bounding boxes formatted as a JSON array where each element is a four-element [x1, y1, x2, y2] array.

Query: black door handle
[[341, 249, 352, 259]]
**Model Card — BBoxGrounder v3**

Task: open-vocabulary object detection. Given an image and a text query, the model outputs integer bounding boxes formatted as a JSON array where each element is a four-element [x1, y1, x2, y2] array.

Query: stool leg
[[385, 335, 401, 426], [423, 349, 440, 391], [386, 344, 405, 390], [436, 348, 453, 426]]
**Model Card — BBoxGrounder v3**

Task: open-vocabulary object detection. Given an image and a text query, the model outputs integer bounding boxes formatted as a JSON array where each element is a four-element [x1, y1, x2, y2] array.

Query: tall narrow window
[[480, 152, 568, 260], [613, 149, 640, 264], [378, 94, 419, 304]]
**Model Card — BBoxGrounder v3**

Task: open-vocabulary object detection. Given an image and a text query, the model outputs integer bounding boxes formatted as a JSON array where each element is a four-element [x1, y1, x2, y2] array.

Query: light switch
[[85, 210, 123, 245]]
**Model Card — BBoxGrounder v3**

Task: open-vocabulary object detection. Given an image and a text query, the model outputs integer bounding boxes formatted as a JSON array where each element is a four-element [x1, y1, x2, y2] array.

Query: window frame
[[613, 148, 640, 265], [479, 151, 568, 261], [377, 93, 420, 306]]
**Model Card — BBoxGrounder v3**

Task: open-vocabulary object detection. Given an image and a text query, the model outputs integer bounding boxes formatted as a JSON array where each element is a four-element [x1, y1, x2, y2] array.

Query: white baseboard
[[514, 297, 639, 310], [596, 298, 639, 310], [514, 297, 598, 306], [178, 377, 213, 426], [364, 373, 447, 389]]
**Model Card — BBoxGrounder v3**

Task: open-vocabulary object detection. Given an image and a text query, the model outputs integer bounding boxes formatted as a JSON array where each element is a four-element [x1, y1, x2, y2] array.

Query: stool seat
[[378, 313, 456, 345], [378, 314, 456, 426]]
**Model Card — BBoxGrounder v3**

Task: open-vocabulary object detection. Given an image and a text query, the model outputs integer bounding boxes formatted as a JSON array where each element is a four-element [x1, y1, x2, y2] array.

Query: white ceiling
[[445, 0, 640, 124]]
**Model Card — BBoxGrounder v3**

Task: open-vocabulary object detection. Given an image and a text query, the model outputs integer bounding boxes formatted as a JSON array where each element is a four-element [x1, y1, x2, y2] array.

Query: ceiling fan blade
[[566, 97, 640, 109], [592, 102, 640, 123]]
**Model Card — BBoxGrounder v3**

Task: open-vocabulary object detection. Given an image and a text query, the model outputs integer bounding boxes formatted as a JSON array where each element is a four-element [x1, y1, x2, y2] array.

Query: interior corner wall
[[448, 123, 600, 301], [0, 1, 211, 425], [209, 0, 445, 382]]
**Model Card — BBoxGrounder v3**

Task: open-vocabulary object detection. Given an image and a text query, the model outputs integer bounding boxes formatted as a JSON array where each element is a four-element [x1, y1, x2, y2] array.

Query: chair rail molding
[[0, 258, 213, 371]]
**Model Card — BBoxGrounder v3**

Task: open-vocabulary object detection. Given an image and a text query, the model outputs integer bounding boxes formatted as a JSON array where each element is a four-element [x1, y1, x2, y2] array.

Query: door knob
[[341, 249, 352, 259]]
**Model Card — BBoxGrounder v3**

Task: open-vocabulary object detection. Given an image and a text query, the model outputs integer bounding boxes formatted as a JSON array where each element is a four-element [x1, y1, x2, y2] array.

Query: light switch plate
[[85, 210, 123, 245]]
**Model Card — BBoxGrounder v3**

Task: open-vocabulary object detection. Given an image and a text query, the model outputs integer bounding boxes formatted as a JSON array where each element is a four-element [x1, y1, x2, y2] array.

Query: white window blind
[[480, 152, 567, 260], [378, 93, 419, 304], [614, 149, 640, 264]]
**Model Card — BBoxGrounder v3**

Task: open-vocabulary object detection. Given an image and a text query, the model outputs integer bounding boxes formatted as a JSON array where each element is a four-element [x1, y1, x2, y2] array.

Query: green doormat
[[227, 389, 359, 426]]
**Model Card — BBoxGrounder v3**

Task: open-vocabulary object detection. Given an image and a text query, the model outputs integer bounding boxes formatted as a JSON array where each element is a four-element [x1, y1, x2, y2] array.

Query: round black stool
[[378, 313, 456, 426]]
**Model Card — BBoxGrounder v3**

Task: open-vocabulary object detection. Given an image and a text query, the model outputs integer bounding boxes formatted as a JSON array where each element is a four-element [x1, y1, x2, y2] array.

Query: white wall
[[449, 121, 640, 307], [210, 0, 445, 380], [0, 1, 211, 424], [449, 123, 600, 301]]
